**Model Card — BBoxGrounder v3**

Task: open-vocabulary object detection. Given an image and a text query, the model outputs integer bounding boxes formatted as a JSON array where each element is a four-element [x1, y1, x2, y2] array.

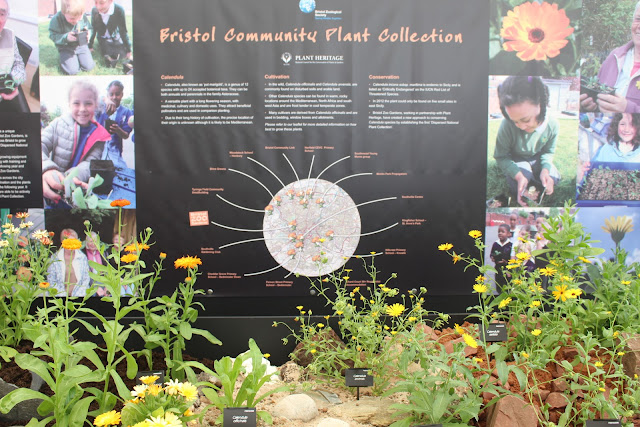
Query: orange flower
[[174, 255, 202, 269], [110, 199, 131, 207], [124, 242, 150, 253], [61, 238, 82, 250], [121, 253, 138, 263], [16, 266, 32, 282], [500, 1, 574, 61]]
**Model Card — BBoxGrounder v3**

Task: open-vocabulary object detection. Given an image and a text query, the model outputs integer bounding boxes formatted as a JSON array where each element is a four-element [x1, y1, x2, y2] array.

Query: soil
[[2, 324, 640, 427], [578, 168, 640, 201]]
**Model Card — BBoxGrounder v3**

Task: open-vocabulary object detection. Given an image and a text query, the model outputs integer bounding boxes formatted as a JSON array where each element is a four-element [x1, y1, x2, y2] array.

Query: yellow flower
[[384, 325, 390, 330], [121, 253, 138, 263], [263, 353, 270, 358], [452, 253, 462, 264], [531, 329, 542, 336], [578, 256, 592, 264], [539, 267, 557, 276], [521, 351, 529, 359], [618, 351, 626, 356], [552, 284, 570, 302], [454, 323, 465, 334], [310, 349, 317, 353], [110, 199, 131, 207], [621, 280, 631, 286], [516, 252, 531, 261], [146, 384, 162, 396], [386, 303, 405, 317], [94, 410, 121, 426], [475, 275, 486, 283], [462, 333, 478, 348], [473, 283, 489, 294], [473, 357, 483, 363], [468, 230, 482, 239], [39, 281, 50, 289], [317, 323, 325, 328], [594, 361, 603, 367], [174, 255, 202, 269], [61, 238, 82, 250], [529, 300, 541, 308], [599, 387, 606, 392], [296, 305, 303, 310], [139, 375, 159, 385], [391, 330, 398, 335], [336, 310, 343, 315], [567, 288, 582, 299], [500, 1, 574, 61], [178, 382, 198, 401], [159, 252, 167, 259], [498, 297, 512, 309], [343, 276, 350, 281], [408, 316, 417, 322], [513, 279, 522, 285], [613, 331, 620, 338], [438, 243, 453, 251]]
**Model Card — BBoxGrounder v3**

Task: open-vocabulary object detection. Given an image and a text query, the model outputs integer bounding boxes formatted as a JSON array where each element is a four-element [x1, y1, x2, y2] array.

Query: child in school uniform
[[89, 0, 132, 68], [49, 0, 95, 75]]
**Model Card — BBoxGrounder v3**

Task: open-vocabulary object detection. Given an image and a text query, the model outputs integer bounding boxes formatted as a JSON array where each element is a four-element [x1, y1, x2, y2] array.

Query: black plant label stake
[[482, 323, 508, 342], [345, 368, 373, 400], [223, 407, 257, 426], [585, 420, 621, 427]]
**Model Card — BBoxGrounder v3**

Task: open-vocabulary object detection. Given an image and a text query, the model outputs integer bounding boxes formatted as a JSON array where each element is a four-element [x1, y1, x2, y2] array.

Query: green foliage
[[277, 255, 448, 395], [199, 339, 289, 425], [131, 258, 221, 380], [0, 215, 56, 347], [386, 338, 490, 426], [442, 202, 640, 425]]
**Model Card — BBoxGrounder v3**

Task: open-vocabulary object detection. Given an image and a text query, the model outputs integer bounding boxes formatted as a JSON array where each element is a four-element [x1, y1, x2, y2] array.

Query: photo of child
[[48, 0, 94, 75]]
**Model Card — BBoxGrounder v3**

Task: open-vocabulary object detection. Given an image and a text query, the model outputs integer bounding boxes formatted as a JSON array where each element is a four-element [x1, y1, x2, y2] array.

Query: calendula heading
[[159, 26, 463, 44]]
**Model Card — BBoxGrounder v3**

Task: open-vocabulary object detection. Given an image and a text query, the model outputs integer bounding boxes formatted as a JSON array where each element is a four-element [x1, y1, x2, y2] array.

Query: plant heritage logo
[[281, 52, 292, 64]]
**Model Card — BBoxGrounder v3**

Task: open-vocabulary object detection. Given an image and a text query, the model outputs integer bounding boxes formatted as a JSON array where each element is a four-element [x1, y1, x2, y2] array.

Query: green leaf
[[180, 322, 193, 340], [0, 388, 49, 414], [192, 328, 222, 345], [69, 396, 94, 426], [14, 354, 54, 389]]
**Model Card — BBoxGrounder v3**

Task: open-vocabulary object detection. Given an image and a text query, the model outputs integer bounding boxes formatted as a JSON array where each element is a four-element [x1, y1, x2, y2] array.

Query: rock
[[327, 396, 396, 426], [545, 392, 569, 409], [486, 395, 538, 427], [0, 378, 46, 422], [413, 323, 439, 341], [621, 333, 640, 378], [196, 371, 222, 388], [551, 379, 568, 392], [273, 393, 318, 422], [279, 361, 303, 383], [316, 417, 350, 427], [443, 337, 478, 356], [293, 329, 347, 368]]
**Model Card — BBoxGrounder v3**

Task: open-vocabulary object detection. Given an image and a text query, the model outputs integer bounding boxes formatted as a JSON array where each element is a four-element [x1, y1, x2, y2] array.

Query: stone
[[443, 337, 478, 356], [621, 333, 640, 378], [293, 329, 347, 368], [327, 396, 397, 426], [273, 393, 318, 422], [316, 417, 351, 427], [0, 378, 46, 422], [486, 395, 538, 427], [545, 392, 569, 409], [279, 361, 303, 383], [551, 378, 568, 392]]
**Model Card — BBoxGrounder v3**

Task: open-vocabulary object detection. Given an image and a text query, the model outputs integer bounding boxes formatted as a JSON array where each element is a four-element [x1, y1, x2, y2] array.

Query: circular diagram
[[263, 178, 361, 277]]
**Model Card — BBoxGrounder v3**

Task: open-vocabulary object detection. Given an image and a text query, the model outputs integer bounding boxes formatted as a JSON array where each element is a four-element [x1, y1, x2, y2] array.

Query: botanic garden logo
[[299, 0, 316, 13]]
